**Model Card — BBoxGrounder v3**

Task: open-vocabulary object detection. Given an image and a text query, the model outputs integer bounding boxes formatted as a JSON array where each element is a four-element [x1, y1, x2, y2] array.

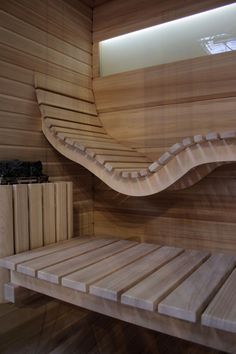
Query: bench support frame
[[9, 270, 236, 354]]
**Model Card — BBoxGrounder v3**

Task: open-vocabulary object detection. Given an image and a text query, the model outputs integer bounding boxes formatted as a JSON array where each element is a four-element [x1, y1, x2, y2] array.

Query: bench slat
[[17, 239, 116, 277], [62, 243, 160, 292], [121, 250, 209, 311], [202, 268, 236, 333], [90, 246, 183, 301], [35, 73, 94, 103], [42, 105, 102, 126], [159, 254, 236, 322], [0, 238, 92, 271], [38, 240, 137, 284], [36, 89, 97, 116]]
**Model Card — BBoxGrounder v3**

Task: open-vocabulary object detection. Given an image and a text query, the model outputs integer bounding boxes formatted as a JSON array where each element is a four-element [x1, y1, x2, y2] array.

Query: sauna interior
[[0, 0, 236, 353]]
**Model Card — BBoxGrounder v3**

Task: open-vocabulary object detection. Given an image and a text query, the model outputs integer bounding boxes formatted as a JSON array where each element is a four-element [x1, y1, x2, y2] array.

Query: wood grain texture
[[0, 293, 228, 354], [0, 186, 14, 302], [94, 53, 236, 157], [0, 0, 94, 238], [159, 254, 236, 322], [13, 185, 30, 253], [93, 0, 233, 41], [67, 182, 73, 239], [2, 237, 236, 352], [42, 183, 56, 245], [28, 184, 43, 249], [42, 106, 101, 126], [46, 123, 236, 196], [55, 182, 68, 242], [37, 240, 136, 284], [202, 269, 236, 333], [9, 270, 236, 353], [62, 242, 159, 291], [121, 250, 209, 311], [94, 163, 236, 253], [89, 246, 183, 301], [17, 239, 116, 277], [35, 73, 94, 102], [36, 90, 97, 116], [0, 237, 90, 271], [94, 52, 236, 112]]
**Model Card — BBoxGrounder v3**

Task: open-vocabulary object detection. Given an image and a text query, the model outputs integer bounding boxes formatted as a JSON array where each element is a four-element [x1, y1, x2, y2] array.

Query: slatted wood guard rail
[[1, 237, 236, 352], [35, 73, 236, 196]]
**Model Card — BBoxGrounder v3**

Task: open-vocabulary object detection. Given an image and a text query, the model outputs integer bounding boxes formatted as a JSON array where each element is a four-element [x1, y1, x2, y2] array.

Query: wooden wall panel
[[93, 0, 236, 252], [0, 0, 94, 237], [98, 96, 236, 158], [93, 0, 233, 41], [94, 52, 236, 112], [0, 187, 14, 302], [94, 52, 236, 157], [13, 185, 30, 253], [94, 164, 236, 253]]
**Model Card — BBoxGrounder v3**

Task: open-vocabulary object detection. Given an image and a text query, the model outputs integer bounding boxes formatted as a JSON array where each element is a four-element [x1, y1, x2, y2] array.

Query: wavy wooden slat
[[35, 73, 236, 196]]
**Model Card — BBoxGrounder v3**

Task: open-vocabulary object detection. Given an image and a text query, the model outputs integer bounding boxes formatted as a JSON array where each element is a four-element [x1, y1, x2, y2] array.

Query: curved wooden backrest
[[35, 72, 236, 196]]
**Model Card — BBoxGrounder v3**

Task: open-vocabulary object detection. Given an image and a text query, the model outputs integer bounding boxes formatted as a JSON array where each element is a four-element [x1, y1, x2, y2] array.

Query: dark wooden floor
[[0, 294, 226, 354]]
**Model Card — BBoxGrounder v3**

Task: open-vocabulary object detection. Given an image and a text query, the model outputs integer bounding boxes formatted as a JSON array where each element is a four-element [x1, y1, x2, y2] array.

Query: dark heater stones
[[0, 160, 48, 185]]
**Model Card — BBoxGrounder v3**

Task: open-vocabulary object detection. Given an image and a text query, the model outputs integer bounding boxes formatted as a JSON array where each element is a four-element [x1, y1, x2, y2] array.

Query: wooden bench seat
[[35, 73, 236, 196], [1, 237, 236, 352]]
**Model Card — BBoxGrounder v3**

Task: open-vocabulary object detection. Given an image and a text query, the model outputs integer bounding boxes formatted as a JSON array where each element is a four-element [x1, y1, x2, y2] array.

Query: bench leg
[[4, 283, 37, 304], [0, 269, 11, 303]]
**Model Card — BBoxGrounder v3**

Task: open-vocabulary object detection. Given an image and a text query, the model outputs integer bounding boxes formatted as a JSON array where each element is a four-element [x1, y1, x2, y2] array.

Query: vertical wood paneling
[[55, 182, 68, 242], [13, 185, 29, 253], [0, 186, 14, 302], [28, 184, 43, 249], [67, 182, 73, 239], [42, 183, 56, 245]]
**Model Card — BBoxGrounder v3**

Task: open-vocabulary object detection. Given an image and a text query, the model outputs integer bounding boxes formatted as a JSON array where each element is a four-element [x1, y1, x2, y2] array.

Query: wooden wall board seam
[[0, 27, 92, 77], [0, 10, 92, 65], [0, 4, 92, 53], [7, 0, 92, 38], [0, 43, 92, 88]]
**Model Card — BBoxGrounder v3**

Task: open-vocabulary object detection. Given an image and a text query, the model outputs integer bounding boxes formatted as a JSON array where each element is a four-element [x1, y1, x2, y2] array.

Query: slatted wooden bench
[[35, 72, 236, 196], [1, 237, 236, 352]]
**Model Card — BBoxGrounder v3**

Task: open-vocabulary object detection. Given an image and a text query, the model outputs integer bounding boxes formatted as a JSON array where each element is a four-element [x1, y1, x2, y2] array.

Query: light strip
[[99, 3, 236, 76]]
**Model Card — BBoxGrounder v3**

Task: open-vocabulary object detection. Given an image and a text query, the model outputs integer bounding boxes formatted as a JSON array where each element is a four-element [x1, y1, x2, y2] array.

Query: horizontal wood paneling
[[0, 0, 92, 42], [93, 0, 233, 42], [98, 96, 236, 157], [0, 10, 91, 65], [0, 0, 94, 237], [94, 164, 236, 252], [93, 0, 111, 7], [0, 27, 91, 77], [94, 52, 236, 156], [94, 52, 236, 112], [0, 44, 92, 89], [92, 0, 236, 253]]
